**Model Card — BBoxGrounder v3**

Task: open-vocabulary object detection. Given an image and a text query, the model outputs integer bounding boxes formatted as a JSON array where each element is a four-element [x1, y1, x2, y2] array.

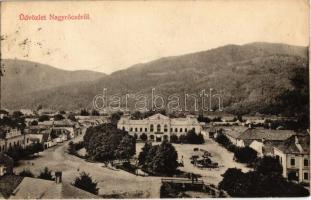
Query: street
[[15, 135, 161, 198]]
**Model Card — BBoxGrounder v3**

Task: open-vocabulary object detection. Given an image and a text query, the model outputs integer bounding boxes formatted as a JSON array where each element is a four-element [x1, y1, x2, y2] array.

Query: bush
[[68, 141, 84, 156], [140, 133, 147, 141], [73, 172, 98, 195], [38, 167, 54, 181], [54, 114, 64, 121], [177, 130, 205, 144], [215, 133, 231, 147], [234, 147, 257, 164], [170, 134, 179, 143], [19, 169, 34, 177], [254, 156, 283, 176], [38, 115, 50, 122]]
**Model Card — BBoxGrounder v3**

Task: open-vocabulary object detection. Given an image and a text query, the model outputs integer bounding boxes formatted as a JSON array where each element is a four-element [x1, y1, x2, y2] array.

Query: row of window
[[0, 138, 30, 152], [124, 124, 195, 133], [290, 158, 309, 167]]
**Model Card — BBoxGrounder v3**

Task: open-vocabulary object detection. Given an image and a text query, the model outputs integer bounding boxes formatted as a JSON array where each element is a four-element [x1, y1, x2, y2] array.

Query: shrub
[[19, 169, 34, 177], [73, 172, 98, 195], [140, 133, 147, 141], [38, 167, 54, 181], [234, 147, 257, 164]]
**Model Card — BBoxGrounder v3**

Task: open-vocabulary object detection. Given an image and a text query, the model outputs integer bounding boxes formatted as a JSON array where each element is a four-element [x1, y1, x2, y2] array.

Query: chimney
[[55, 171, 62, 184], [294, 136, 299, 144]]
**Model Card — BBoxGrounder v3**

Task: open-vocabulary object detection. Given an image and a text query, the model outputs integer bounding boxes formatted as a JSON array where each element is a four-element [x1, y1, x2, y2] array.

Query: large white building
[[117, 113, 202, 142]]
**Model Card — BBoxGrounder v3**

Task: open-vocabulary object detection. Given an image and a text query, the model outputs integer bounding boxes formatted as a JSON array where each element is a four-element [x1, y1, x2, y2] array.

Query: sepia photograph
[[0, 0, 310, 198]]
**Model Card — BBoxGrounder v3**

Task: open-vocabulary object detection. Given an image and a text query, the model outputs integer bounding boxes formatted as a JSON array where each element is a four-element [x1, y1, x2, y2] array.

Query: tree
[[80, 109, 90, 116], [36, 105, 43, 111], [110, 111, 123, 126], [234, 147, 257, 164], [73, 172, 98, 195], [115, 135, 136, 161], [54, 114, 64, 121], [12, 111, 23, 118], [68, 114, 77, 122], [30, 120, 38, 126], [219, 168, 309, 197], [84, 123, 135, 162], [139, 141, 179, 176], [140, 133, 147, 141], [38, 115, 50, 122], [254, 156, 282, 176], [59, 110, 66, 114], [170, 134, 179, 143], [138, 142, 152, 165], [131, 111, 143, 120], [215, 133, 232, 147], [38, 167, 53, 180], [91, 109, 100, 116], [19, 169, 34, 177]]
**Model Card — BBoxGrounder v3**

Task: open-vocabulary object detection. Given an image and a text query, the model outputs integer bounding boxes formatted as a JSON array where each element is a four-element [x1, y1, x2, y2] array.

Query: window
[[170, 128, 173, 132], [164, 125, 168, 132], [157, 124, 161, 132], [175, 128, 178, 132], [150, 124, 154, 132], [180, 128, 183, 132], [145, 128, 147, 132], [135, 128, 137, 132], [185, 128, 187, 132], [304, 172, 309, 180], [304, 159, 309, 167], [130, 128, 133, 132], [140, 128, 142, 132], [290, 158, 295, 166]]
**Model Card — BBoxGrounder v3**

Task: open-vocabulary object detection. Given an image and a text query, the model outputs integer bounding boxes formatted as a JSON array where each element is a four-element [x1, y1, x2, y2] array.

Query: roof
[[224, 126, 248, 139], [54, 119, 75, 127], [238, 128, 295, 141], [274, 134, 310, 155], [0, 175, 23, 198], [8, 177, 99, 199]]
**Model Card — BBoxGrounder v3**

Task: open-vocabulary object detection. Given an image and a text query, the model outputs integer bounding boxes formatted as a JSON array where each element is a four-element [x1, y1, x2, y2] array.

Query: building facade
[[117, 113, 202, 142], [273, 135, 310, 184], [0, 128, 32, 152]]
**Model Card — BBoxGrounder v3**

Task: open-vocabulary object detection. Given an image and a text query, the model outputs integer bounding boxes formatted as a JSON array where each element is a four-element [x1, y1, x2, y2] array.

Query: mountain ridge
[[2, 42, 308, 114]]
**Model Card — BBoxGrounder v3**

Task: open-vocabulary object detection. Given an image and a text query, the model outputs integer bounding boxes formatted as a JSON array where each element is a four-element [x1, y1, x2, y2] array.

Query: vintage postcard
[[0, 0, 310, 198]]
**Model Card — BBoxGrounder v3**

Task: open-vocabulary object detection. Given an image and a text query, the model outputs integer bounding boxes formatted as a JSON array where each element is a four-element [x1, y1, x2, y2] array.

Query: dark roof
[[10, 177, 99, 199], [238, 128, 295, 141], [274, 134, 310, 155], [0, 175, 23, 198], [224, 126, 248, 139]]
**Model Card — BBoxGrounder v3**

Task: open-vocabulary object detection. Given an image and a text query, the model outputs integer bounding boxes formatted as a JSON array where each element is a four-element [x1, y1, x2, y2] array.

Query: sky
[[1, 0, 309, 74]]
